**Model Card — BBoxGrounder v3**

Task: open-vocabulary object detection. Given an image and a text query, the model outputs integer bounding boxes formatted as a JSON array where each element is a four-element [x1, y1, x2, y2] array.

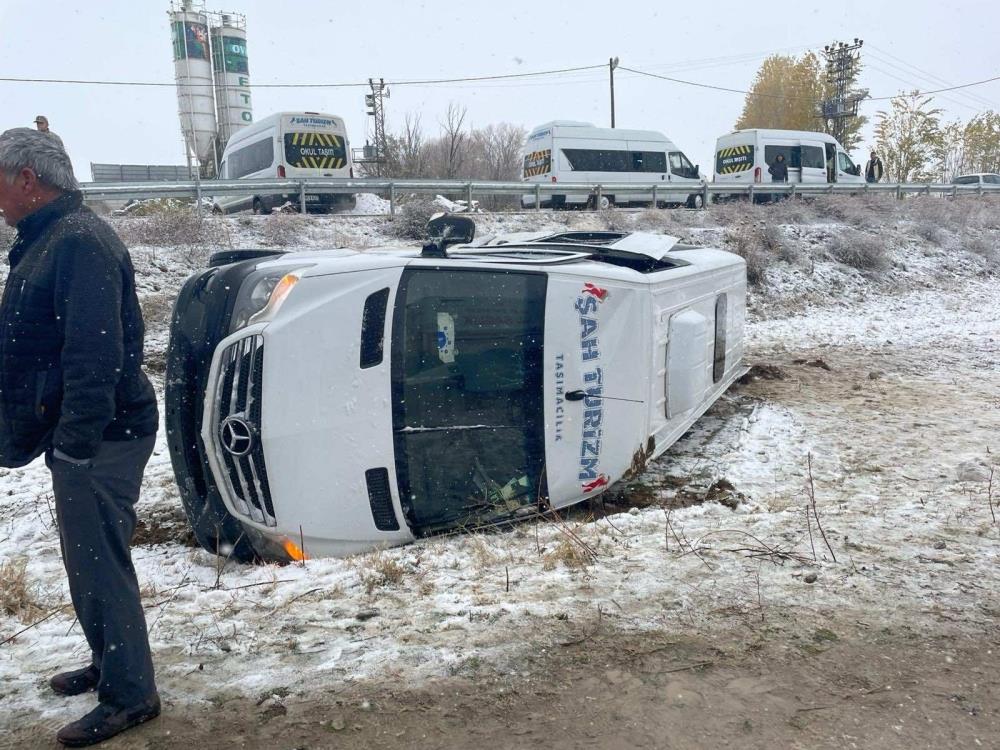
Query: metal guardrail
[[80, 177, 1000, 216]]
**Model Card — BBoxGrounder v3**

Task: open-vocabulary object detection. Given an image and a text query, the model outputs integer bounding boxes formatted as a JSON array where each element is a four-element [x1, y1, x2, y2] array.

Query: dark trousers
[[48, 435, 157, 708]]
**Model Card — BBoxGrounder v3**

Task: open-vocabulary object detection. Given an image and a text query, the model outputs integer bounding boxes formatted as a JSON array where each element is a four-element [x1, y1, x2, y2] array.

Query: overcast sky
[[2, 0, 998, 180]]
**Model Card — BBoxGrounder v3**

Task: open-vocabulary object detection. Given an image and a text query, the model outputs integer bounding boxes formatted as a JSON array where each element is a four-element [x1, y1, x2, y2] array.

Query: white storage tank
[[169, 0, 218, 167], [211, 13, 252, 149]]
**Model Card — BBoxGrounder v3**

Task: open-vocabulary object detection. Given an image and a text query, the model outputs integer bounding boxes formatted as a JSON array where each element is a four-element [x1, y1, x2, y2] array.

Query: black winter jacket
[[0, 191, 158, 467]]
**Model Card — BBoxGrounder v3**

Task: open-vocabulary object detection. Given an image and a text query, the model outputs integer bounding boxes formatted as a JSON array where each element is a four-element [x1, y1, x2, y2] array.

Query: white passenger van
[[166, 218, 746, 562], [214, 111, 355, 214], [713, 129, 864, 198], [521, 121, 705, 210]]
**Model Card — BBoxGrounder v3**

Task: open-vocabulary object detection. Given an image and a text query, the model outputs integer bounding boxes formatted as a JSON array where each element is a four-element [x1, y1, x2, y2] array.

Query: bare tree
[[378, 113, 427, 178], [938, 121, 966, 181], [471, 123, 527, 208], [473, 123, 527, 181], [439, 102, 469, 179]]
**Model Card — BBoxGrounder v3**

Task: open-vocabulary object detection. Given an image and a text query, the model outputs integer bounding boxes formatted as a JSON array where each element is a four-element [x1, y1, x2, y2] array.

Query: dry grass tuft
[[827, 229, 890, 274], [257, 213, 310, 247], [598, 207, 630, 232], [468, 534, 507, 570], [914, 221, 946, 245], [542, 536, 593, 570], [965, 233, 999, 259], [388, 198, 439, 240], [0, 557, 44, 621], [723, 223, 781, 286], [114, 209, 228, 249], [354, 549, 408, 594]]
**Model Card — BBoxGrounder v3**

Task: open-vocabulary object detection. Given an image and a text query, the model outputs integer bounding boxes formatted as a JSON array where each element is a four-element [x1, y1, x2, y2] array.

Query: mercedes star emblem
[[220, 416, 255, 457]]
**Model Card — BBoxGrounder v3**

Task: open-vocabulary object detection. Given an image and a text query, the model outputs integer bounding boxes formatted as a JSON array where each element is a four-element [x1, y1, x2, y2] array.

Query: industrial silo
[[169, 0, 218, 170], [211, 14, 252, 150]]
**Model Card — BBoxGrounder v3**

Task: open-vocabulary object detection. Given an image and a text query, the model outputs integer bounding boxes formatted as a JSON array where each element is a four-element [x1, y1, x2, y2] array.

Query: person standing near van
[[865, 151, 884, 183], [33, 115, 64, 149], [0, 127, 160, 746], [768, 153, 788, 182]]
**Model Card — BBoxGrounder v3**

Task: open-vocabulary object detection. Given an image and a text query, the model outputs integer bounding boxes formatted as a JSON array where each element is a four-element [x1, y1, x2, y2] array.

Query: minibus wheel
[[687, 194, 705, 209]]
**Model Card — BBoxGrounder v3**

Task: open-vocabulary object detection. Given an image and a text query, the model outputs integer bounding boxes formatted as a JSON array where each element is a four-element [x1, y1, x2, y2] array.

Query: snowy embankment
[[0, 198, 997, 729]]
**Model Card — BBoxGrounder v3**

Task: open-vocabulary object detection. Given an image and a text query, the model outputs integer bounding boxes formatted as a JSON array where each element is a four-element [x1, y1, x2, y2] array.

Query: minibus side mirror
[[422, 213, 477, 258]]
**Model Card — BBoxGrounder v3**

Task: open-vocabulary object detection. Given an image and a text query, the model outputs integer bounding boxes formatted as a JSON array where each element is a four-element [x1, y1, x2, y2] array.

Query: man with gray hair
[[0, 128, 160, 745]]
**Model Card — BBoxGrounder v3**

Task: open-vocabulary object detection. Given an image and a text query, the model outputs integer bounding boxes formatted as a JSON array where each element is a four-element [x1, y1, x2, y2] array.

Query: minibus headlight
[[248, 272, 302, 326], [230, 264, 313, 332]]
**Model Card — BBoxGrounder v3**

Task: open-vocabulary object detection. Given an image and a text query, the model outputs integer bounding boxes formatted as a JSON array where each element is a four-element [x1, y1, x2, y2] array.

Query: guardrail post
[[925, 183, 931, 197], [952, 185, 957, 199], [299, 181, 307, 214], [466, 182, 474, 213], [748, 184, 754, 203], [701, 181, 709, 209], [389, 182, 396, 220], [195, 178, 203, 218], [896, 183, 903, 200], [651, 183, 658, 208], [595, 184, 603, 210], [534, 184, 540, 211], [790, 183, 796, 200]]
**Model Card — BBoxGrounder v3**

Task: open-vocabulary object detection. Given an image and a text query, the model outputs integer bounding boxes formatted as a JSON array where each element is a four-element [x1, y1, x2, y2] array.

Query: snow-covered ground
[[0, 201, 997, 737]]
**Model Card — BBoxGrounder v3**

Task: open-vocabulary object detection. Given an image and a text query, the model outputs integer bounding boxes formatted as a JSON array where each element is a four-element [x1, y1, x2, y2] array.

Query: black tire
[[212, 203, 224, 215], [588, 194, 614, 210], [687, 193, 705, 209], [165, 266, 268, 564], [252, 197, 272, 215]]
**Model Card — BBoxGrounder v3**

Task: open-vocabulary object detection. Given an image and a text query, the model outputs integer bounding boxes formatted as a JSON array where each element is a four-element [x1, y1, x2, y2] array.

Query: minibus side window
[[669, 152, 697, 178], [713, 294, 727, 383]]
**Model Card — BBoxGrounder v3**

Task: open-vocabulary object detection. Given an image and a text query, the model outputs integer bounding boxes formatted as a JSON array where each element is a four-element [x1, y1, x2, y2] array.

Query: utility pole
[[820, 39, 868, 144], [365, 78, 389, 177], [609, 56, 619, 128]]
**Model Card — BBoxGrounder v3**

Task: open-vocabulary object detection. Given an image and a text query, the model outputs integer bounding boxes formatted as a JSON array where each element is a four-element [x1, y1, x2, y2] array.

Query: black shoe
[[56, 695, 161, 747], [49, 665, 100, 697]]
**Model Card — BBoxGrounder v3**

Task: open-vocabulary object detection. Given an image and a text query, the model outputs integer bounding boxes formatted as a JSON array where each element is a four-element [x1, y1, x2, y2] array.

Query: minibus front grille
[[215, 335, 276, 527]]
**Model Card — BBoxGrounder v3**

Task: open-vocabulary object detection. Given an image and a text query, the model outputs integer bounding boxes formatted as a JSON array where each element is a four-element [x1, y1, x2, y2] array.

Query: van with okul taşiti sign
[[213, 111, 356, 215]]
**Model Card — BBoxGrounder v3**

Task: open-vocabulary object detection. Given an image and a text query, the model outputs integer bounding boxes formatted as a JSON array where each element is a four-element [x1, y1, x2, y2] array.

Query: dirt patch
[[132, 505, 199, 548], [14, 626, 997, 749], [738, 363, 788, 383]]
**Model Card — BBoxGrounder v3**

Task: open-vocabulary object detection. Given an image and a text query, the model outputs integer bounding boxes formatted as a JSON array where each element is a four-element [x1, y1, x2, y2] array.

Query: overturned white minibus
[[166, 219, 746, 562]]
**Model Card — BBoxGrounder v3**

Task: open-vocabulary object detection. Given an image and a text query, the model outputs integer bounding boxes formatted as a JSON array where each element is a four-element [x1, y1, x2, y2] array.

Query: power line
[[2, 61, 998, 103], [867, 43, 997, 109], [619, 66, 817, 101], [865, 60, 985, 113], [864, 47, 998, 111], [620, 64, 1000, 103], [867, 74, 1000, 101], [0, 63, 606, 90]]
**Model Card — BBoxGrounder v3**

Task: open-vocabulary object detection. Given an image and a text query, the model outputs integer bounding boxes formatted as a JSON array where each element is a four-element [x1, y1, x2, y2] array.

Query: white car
[[952, 173, 1000, 187], [166, 218, 746, 562]]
